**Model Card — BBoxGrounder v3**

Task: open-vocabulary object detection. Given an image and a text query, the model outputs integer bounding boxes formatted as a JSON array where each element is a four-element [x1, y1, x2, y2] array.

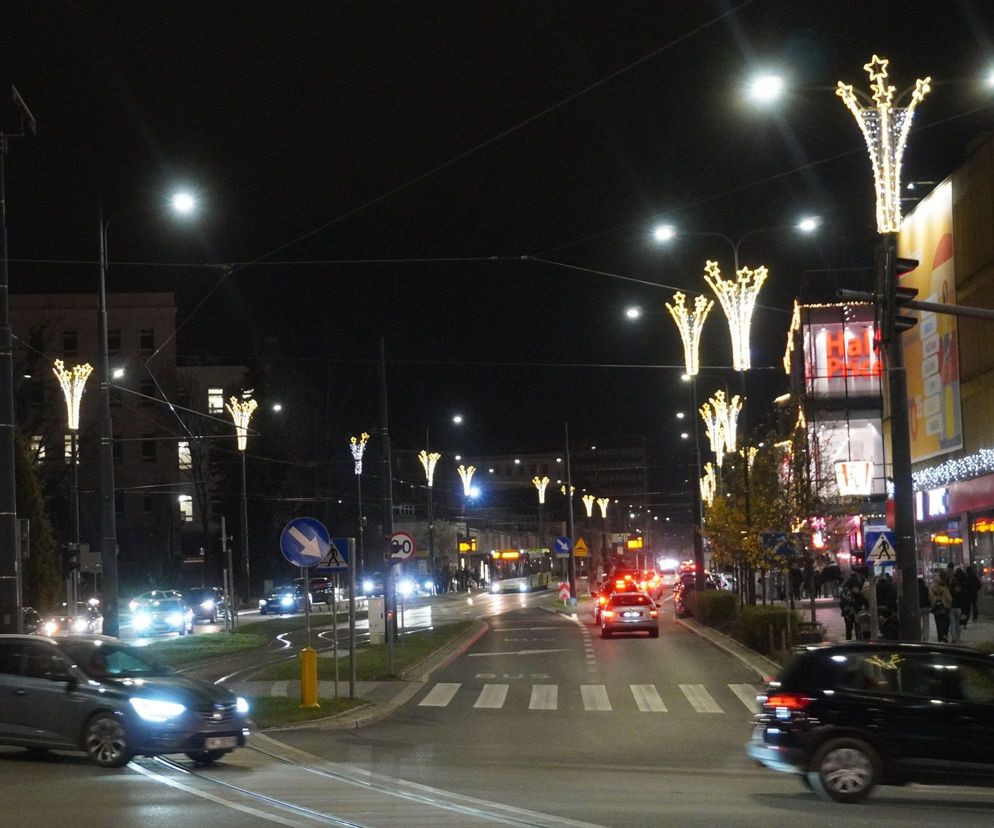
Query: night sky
[[4, 1, 994, 510]]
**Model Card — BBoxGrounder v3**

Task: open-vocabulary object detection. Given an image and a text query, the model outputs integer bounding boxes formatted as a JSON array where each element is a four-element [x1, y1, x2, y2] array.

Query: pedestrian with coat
[[929, 570, 953, 642], [966, 564, 982, 622], [918, 576, 931, 642], [839, 572, 865, 641], [952, 566, 970, 640]]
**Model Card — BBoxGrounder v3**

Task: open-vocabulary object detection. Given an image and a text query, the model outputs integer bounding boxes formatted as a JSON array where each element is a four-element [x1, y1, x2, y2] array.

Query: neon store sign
[[806, 321, 882, 396]]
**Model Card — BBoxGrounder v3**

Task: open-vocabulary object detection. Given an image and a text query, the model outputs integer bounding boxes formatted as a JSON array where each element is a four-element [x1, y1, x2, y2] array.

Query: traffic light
[[875, 243, 919, 349]]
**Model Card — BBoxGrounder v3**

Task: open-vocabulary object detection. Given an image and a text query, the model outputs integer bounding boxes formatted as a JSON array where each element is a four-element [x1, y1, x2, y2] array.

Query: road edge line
[[674, 616, 780, 680]]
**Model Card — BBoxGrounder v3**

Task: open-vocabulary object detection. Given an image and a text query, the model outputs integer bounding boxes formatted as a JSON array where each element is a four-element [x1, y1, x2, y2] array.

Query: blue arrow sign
[[280, 517, 331, 568], [553, 536, 572, 557], [316, 537, 350, 573], [761, 532, 798, 560]]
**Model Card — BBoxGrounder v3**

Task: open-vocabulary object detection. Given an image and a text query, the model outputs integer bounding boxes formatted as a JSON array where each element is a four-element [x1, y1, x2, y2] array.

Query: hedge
[[734, 605, 801, 656], [692, 590, 738, 634]]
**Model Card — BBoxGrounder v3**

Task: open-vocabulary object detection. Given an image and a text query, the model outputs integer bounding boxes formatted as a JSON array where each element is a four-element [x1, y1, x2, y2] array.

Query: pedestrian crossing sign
[[865, 530, 896, 564]]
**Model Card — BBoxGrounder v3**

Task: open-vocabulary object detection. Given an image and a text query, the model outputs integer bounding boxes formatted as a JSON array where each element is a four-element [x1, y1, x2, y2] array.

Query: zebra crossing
[[416, 681, 759, 714]]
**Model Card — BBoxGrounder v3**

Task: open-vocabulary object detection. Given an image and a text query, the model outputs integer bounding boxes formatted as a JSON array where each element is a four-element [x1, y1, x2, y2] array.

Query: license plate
[[205, 736, 238, 750], [623, 611, 640, 618]]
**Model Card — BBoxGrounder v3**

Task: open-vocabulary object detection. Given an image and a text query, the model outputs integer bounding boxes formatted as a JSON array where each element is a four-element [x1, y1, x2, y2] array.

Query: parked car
[[258, 584, 306, 615], [0, 634, 250, 767], [747, 641, 994, 802], [599, 592, 659, 638], [131, 597, 194, 636], [184, 587, 226, 623]]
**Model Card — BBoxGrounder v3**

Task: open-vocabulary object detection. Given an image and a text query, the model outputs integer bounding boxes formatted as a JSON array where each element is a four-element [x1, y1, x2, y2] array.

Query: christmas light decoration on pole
[[703, 260, 768, 372], [350, 432, 371, 581], [418, 450, 441, 488], [721, 393, 743, 454], [226, 395, 258, 600], [700, 462, 717, 507], [700, 392, 727, 469], [350, 432, 370, 475], [533, 475, 550, 549], [532, 475, 549, 504], [836, 55, 931, 234], [666, 291, 713, 377], [560, 484, 575, 497], [457, 464, 477, 498], [596, 497, 610, 519], [419, 449, 442, 570], [582, 494, 596, 518]]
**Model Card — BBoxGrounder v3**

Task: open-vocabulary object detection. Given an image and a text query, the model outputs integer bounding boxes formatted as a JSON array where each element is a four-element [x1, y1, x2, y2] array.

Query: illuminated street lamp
[[54, 359, 93, 596], [227, 395, 257, 600], [418, 449, 442, 570]]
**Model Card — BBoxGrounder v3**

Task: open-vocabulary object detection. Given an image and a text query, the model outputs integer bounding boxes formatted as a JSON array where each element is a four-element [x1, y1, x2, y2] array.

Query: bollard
[[299, 647, 320, 709]]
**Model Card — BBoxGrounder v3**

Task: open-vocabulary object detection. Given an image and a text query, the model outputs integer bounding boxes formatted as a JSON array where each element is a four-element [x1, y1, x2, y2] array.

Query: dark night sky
[[4, 1, 994, 510]]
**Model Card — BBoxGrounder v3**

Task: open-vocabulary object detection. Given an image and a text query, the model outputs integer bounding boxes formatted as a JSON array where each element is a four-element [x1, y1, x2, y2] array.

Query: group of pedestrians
[[838, 562, 982, 642]]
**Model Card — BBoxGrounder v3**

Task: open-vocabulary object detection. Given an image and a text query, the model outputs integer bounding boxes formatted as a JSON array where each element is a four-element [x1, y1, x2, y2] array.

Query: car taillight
[[614, 581, 625, 589], [598, 595, 608, 605], [602, 610, 615, 619], [649, 609, 658, 618], [764, 693, 813, 711]]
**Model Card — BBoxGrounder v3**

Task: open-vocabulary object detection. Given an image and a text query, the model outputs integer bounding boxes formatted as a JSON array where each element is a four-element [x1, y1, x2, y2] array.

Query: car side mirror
[[46, 671, 77, 688]]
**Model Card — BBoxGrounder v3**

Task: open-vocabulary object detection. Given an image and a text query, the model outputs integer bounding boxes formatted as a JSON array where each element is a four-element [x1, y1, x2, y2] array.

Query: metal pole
[[348, 536, 356, 698], [690, 376, 707, 591], [0, 129, 18, 634], [240, 448, 250, 603], [564, 422, 577, 600], [71, 428, 80, 602], [222, 515, 236, 631], [380, 339, 396, 676], [97, 206, 120, 638]]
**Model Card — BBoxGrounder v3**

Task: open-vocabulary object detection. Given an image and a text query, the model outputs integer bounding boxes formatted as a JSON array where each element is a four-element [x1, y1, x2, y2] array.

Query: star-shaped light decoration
[[532, 475, 550, 504], [704, 261, 768, 372], [581, 494, 596, 518], [418, 450, 441, 488], [666, 291, 714, 377], [226, 396, 258, 451], [53, 359, 94, 431], [457, 464, 477, 497], [596, 497, 610, 519], [350, 432, 370, 475]]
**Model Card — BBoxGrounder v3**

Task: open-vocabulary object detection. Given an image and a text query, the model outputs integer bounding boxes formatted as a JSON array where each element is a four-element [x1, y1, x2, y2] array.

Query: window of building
[[178, 495, 194, 523], [107, 329, 121, 356], [142, 435, 157, 463], [30, 436, 45, 462], [139, 329, 155, 355], [139, 378, 156, 405], [62, 330, 78, 355], [113, 438, 123, 465], [208, 387, 224, 414], [178, 440, 192, 470]]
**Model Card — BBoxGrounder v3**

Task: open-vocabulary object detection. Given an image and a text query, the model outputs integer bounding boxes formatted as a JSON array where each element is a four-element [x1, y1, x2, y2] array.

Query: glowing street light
[[748, 73, 784, 104], [836, 55, 931, 234], [703, 260, 767, 372], [653, 223, 676, 242], [227, 395, 257, 599], [796, 216, 820, 233], [625, 306, 642, 320], [170, 191, 197, 215]]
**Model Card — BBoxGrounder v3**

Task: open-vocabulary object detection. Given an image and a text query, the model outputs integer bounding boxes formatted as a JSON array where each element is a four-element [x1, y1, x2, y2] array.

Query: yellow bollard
[[299, 647, 319, 709]]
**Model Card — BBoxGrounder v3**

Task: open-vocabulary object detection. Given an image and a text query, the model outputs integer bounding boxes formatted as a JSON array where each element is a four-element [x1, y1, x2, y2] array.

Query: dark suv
[[0, 635, 250, 767], [747, 641, 994, 802]]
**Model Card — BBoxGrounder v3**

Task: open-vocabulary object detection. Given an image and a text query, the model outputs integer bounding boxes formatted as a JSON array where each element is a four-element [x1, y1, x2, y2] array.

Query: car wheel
[[600, 627, 611, 639], [649, 629, 659, 638], [808, 737, 880, 803], [185, 749, 227, 765], [84, 713, 132, 768]]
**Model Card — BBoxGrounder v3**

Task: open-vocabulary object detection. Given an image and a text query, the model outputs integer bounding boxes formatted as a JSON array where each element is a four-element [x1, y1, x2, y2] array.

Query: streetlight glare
[[748, 73, 784, 103], [652, 224, 676, 242], [112, 367, 125, 379], [986, 68, 994, 88], [625, 306, 642, 320], [796, 216, 820, 233], [452, 414, 463, 424], [272, 403, 283, 412], [676, 411, 686, 419], [171, 191, 197, 215]]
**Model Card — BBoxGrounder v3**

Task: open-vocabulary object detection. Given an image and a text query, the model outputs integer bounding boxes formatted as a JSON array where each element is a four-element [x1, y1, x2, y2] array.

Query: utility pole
[[564, 423, 577, 601], [380, 339, 396, 676]]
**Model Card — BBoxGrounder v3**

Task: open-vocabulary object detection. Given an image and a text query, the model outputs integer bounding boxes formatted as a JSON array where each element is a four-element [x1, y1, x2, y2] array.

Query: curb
[[674, 616, 780, 681]]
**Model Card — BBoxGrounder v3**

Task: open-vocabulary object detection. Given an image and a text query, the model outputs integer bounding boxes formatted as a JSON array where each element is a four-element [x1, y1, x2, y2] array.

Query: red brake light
[[764, 693, 812, 711], [602, 609, 615, 619], [614, 580, 625, 589], [649, 609, 658, 618], [598, 595, 608, 605]]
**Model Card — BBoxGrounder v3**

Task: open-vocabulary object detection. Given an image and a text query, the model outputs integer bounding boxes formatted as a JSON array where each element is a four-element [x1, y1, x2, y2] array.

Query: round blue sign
[[280, 517, 331, 567]]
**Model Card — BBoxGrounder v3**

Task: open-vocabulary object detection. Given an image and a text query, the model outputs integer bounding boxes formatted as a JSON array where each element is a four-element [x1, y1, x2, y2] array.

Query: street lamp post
[[53, 359, 93, 604], [596, 497, 610, 575], [350, 432, 370, 578], [226, 395, 257, 603], [418, 448, 441, 575], [532, 475, 549, 550]]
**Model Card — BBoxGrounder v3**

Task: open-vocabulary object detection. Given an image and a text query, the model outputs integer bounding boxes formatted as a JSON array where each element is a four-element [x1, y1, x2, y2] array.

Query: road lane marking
[[418, 683, 461, 707], [728, 683, 760, 711], [529, 684, 558, 710], [679, 684, 723, 713], [474, 683, 509, 708], [467, 648, 569, 657], [581, 684, 612, 711], [631, 684, 667, 712]]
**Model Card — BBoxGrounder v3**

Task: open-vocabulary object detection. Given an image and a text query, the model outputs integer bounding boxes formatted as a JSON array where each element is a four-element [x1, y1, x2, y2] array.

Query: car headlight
[[43, 619, 59, 636], [259, 599, 267, 606], [130, 697, 186, 722], [398, 579, 414, 597], [133, 613, 152, 631], [235, 696, 250, 715], [519, 583, 528, 592], [200, 599, 215, 611], [490, 583, 499, 593], [423, 579, 433, 591], [128, 600, 139, 613], [280, 595, 294, 607], [363, 579, 373, 593], [166, 612, 183, 627], [71, 617, 89, 633]]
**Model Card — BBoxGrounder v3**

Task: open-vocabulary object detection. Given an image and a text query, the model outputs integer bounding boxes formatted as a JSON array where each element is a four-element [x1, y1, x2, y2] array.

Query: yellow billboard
[[897, 180, 961, 462]]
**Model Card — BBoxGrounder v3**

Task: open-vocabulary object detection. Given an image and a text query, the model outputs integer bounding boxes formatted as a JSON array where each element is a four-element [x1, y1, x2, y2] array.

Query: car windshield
[[59, 640, 171, 679], [611, 594, 651, 606], [274, 586, 296, 595]]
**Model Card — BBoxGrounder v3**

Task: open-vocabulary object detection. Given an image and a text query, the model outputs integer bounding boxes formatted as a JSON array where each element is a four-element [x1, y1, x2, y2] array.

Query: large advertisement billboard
[[897, 180, 962, 462]]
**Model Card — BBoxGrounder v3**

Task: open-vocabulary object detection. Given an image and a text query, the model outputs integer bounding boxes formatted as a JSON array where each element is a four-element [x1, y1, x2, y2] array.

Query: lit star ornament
[[666, 291, 714, 377], [226, 396, 258, 451], [699, 391, 728, 468], [836, 55, 931, 234], [53, 359, 94, 431], [582, 494, 596, 518], [700, 462, 717, 507], [350, 432, 370, 475], [418, 450, 441, 488], [596, 497, 610, 519], [704, 261, 767, 372], [457, 464, 477, 497]]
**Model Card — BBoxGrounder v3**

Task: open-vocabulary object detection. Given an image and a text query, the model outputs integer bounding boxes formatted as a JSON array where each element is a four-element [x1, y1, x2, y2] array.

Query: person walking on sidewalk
[[966, 564, 982, 623], [839, 572, 864, 641], [918, 576, 931, 642], [930, 571, 953, 643], [952, 566, 970, 640]]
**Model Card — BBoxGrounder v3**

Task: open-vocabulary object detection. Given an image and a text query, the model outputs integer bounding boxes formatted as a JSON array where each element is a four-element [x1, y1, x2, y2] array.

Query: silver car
[[600, 592, 659, 638]]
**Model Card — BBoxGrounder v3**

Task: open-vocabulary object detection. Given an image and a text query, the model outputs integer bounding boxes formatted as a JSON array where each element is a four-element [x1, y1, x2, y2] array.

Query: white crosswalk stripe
[[679, 684, 723, 713], [581, 684, 612, 711], [419, 682, 461, 707], [474, 683, 509, 709], [631, 684, 667, 712], [529, 684, 558, 710], [728, 683, 760, 712]]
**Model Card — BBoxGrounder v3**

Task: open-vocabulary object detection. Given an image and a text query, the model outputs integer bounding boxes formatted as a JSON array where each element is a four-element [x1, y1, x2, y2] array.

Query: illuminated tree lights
[[560, 484, 576, 497], [700, 462, 717, 507], [699, 390, 740, 468], [457, 464, 477, 497], [226, 396, 258, 451], [349, 432, 370, 475], [596, 497, 610, 519], [704, 260, 767, 372], [666, 291, 713, 377], [418, 450, 441, 488], [836, 55, 931, 234], [581, 493, 596, 518], [532, 475, 550, 504], [53, 359, 93, 431]]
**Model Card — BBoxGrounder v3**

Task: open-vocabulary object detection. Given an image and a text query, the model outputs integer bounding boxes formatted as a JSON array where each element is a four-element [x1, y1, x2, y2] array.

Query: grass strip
[[144, 632, 268, 667], [249, 621, 475, 682], [248, 696, 365, 729]]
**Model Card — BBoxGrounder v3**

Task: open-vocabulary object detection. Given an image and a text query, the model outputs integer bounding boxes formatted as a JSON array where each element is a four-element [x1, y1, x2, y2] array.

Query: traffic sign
[[316, 537, 350, 572], [865, 529, 897, 565], [553, 536, 572, 557], [388, 531, 416, 562], [760, 532, 799, 559], [573, 537, 589, 558], [280, 517, 331, 568], [558, 582, 571, 601]]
